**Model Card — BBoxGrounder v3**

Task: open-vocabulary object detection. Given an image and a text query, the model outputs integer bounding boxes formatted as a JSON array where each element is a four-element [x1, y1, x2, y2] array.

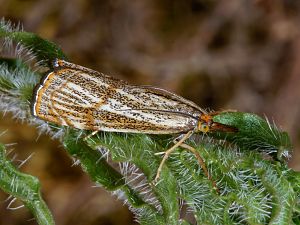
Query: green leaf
[[0, 19, 67, 67], [212, 112, 292, 160], [0, 143, 55, 225]]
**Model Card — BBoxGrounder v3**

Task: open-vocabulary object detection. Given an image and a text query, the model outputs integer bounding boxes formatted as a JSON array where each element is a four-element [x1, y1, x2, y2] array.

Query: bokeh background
[[1, 0, 300, 224]]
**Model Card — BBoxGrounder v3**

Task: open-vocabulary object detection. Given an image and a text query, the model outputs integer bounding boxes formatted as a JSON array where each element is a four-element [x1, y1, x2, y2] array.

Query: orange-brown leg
[[154, 131, 193, 183], [178, 142, 218, 192]]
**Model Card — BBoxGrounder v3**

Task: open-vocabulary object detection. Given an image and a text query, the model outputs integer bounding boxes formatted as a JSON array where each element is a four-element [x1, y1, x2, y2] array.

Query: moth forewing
[[32, 60, 202, 134]]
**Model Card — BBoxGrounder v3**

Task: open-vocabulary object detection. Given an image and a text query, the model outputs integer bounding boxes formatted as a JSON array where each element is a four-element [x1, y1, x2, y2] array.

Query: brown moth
[[32, 59, 237, 186]]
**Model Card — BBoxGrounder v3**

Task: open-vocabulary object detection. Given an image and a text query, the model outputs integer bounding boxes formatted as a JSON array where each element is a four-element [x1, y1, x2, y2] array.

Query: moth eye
[[201, 124, 209, 133]]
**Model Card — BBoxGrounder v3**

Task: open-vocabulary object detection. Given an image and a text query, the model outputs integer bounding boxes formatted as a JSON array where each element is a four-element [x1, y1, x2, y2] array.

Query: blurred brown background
[[1, 0, 300, 224]]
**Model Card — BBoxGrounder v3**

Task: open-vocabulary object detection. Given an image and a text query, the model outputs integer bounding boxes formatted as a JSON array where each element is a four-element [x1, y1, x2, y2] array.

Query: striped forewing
[[32, 60, 204, 134]]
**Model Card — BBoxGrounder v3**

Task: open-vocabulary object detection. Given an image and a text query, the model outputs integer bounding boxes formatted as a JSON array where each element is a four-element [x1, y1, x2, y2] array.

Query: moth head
[[197, 114, 238, 133], [197, 114, 213, 133]]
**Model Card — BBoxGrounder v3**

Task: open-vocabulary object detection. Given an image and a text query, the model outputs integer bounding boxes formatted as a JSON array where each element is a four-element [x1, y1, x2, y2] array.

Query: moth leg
[[84, 130, 99, 141], [177, 143, 209, 179], [154, 131, 193, 183], [176, 142, 218, 192]]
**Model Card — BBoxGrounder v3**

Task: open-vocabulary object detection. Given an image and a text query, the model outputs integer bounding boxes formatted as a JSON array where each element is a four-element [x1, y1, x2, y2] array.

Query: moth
[[32, 59, 237, 185]]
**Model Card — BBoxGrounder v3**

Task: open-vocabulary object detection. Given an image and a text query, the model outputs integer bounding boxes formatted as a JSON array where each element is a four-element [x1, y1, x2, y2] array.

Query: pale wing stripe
[[59, 87, 92, 105], [52, 97, 78, 107], [53, 103, 84, 114], [54, 90, 90, 105], [99, 104, 163, 122], [55, 88, 89, 104], [52, 94, 88, 107], [65, 82, 100, 103], [100, 98, 192, 126]]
